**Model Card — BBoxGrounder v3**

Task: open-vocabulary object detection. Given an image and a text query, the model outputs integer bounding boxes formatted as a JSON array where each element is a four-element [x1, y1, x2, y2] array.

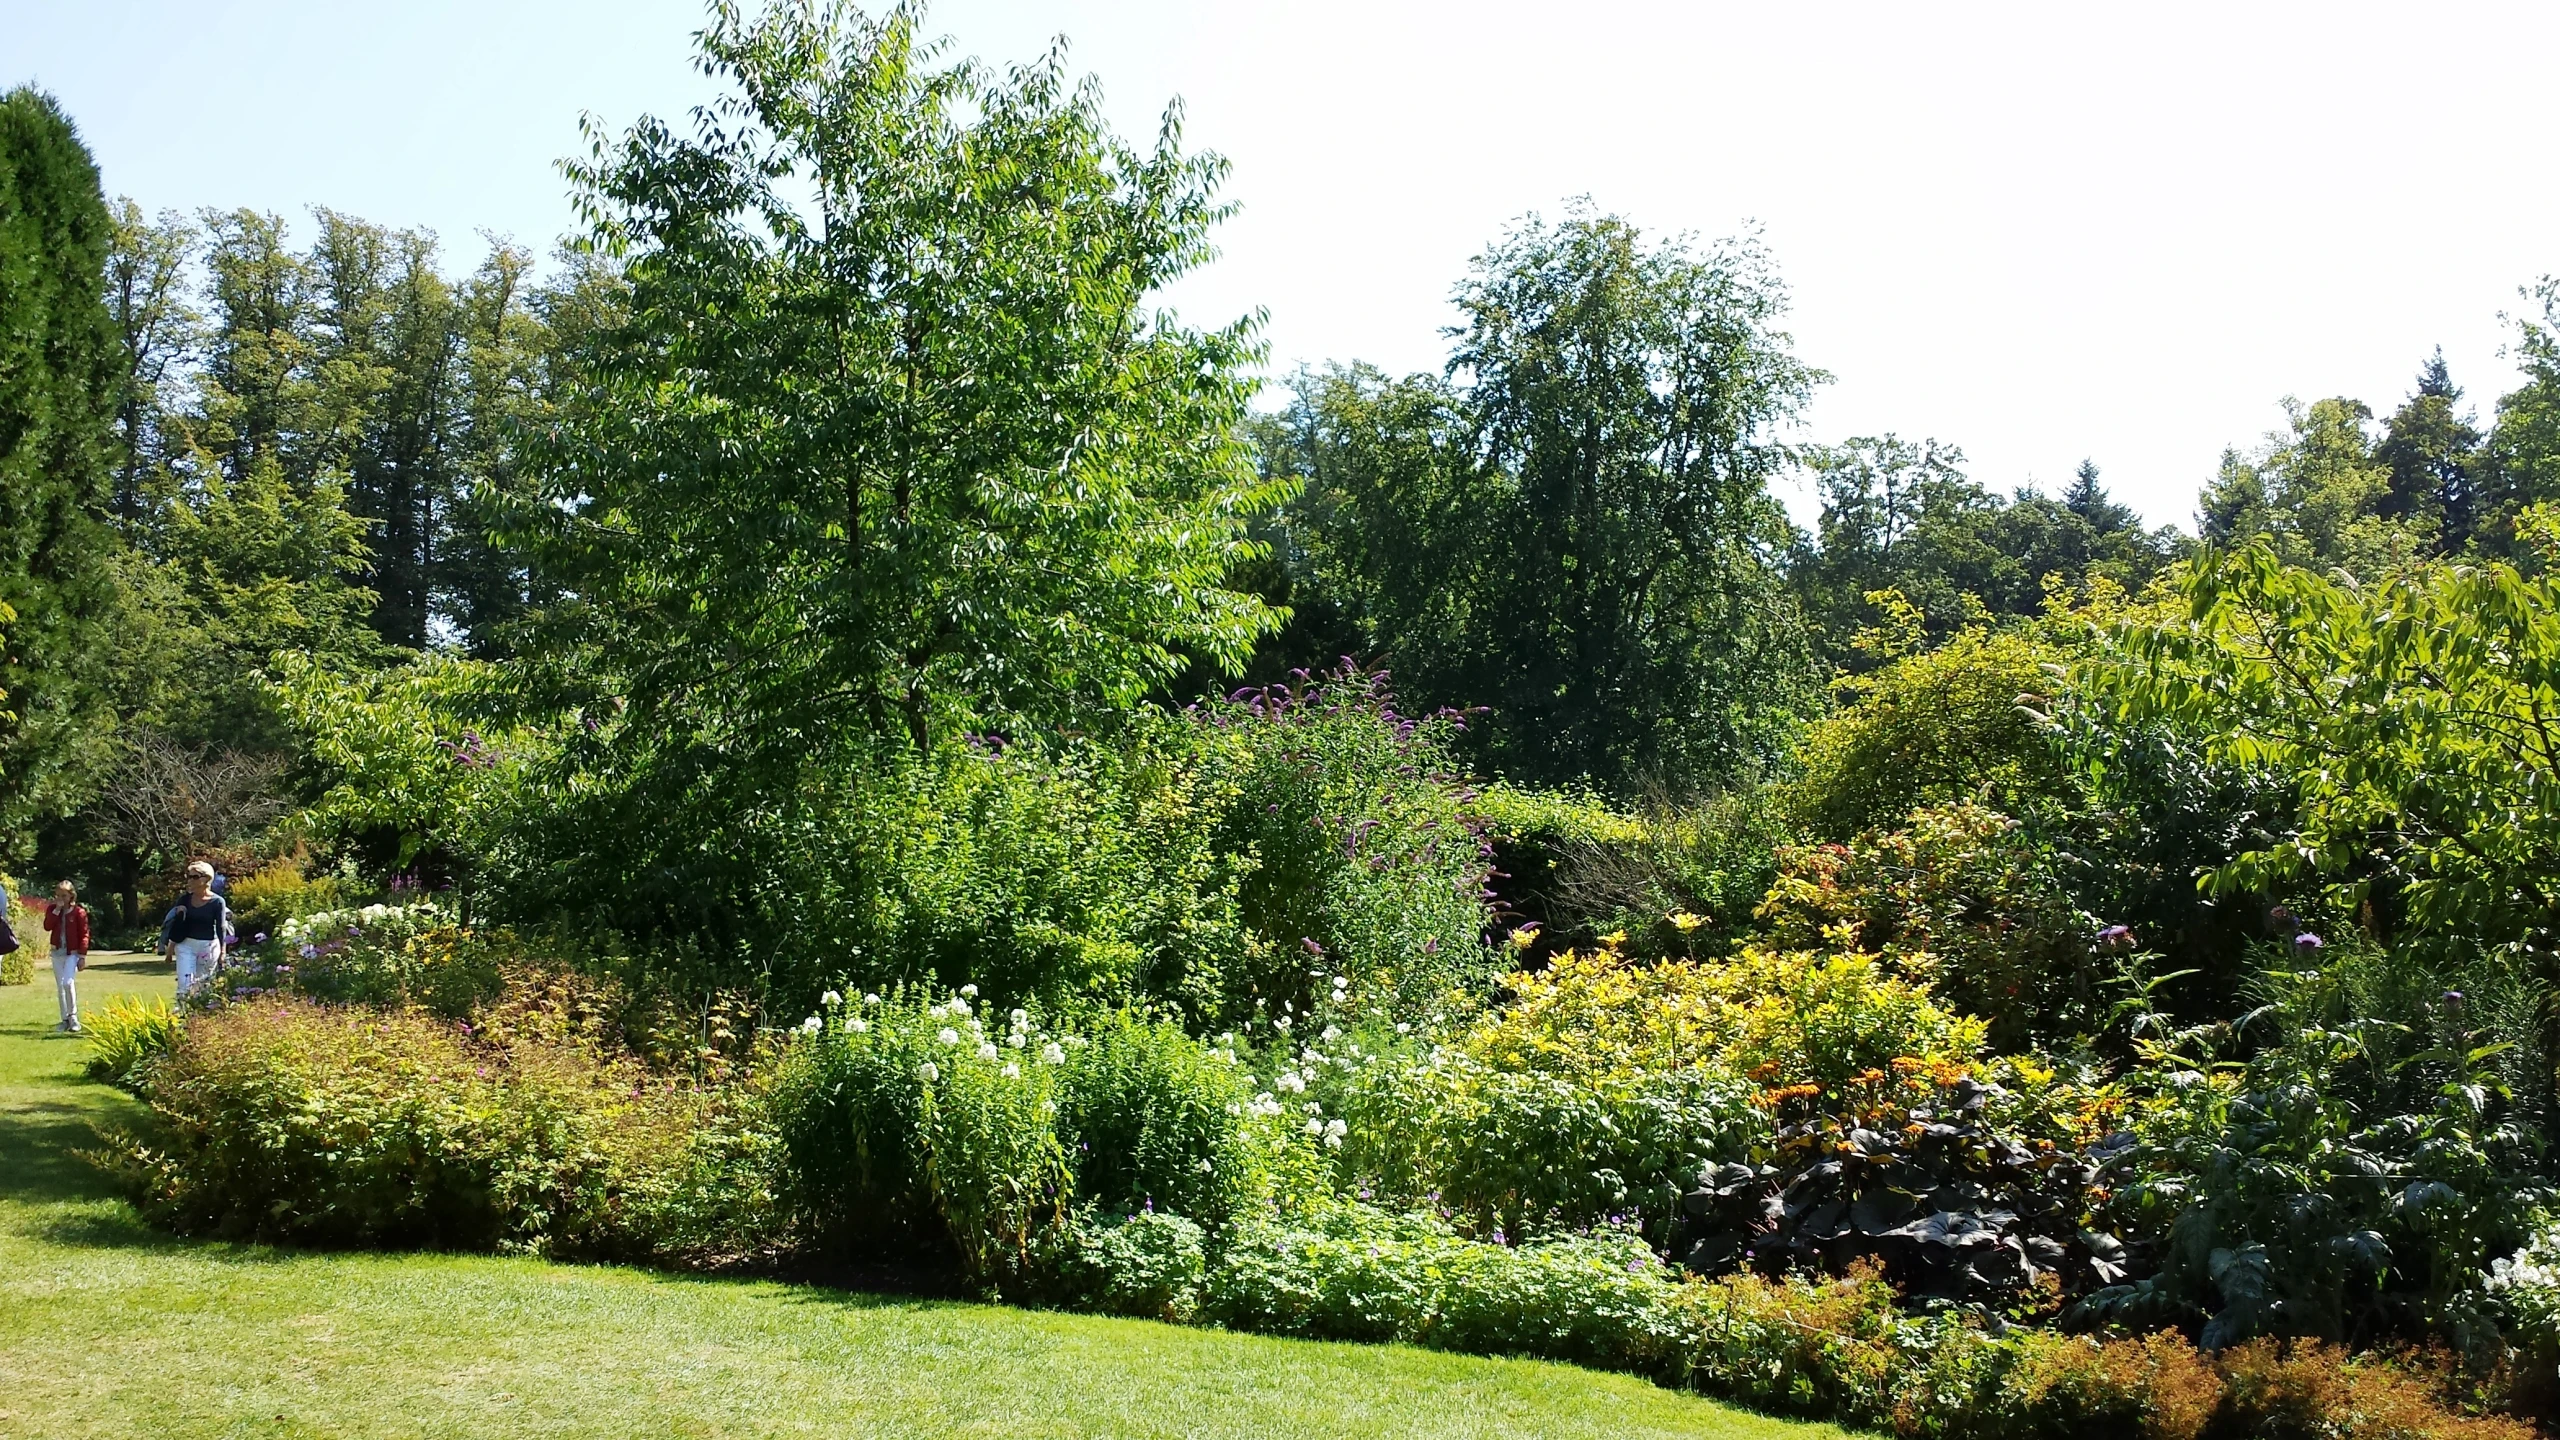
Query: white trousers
[[173, 937, 219, 998], [52, 950, 81, 1029]]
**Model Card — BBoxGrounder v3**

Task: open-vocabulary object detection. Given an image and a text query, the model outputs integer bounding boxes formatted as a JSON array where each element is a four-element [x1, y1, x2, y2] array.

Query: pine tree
[[2377, 349, 2484, 550], [0, 88, 120, 853], [2064, 458, 2135, 534]]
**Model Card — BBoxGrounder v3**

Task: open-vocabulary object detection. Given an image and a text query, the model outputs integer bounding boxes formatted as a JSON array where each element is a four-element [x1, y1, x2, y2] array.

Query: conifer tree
[[0, 87, 119, 853]]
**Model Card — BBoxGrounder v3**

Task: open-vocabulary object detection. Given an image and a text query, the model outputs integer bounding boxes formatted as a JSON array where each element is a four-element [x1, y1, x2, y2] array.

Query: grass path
[[0, 956, 1849, 1440]]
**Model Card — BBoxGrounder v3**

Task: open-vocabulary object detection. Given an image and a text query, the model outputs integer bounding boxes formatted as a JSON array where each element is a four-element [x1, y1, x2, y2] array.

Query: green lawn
[[0, 956, 1848, 1440]]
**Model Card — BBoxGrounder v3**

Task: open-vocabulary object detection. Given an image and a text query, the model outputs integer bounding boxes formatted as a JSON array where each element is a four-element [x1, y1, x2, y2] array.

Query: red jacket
[[43, 902, 89, 955]]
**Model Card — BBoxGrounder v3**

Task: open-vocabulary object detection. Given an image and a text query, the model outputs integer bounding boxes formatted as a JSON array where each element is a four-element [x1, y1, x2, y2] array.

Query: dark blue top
[[162, 894, 230, 944]]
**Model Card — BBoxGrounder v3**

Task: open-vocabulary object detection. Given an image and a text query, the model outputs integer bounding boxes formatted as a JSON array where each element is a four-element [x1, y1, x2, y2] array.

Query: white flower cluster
[[278, 899, 451, 951], [808, 984, 1088, 1091]]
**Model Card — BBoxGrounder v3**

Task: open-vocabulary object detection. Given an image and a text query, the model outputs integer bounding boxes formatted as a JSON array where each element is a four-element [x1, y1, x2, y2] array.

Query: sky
[[8, 0, 2558, 530]]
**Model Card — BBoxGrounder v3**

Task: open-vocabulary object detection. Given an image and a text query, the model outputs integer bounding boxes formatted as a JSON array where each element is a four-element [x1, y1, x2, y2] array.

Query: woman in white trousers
[[160, 861, 229, 999]]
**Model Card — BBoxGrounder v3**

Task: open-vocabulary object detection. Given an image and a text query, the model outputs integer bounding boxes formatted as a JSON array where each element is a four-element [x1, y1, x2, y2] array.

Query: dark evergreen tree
[[2063, 458, 2136, 534], [2376, 349, 2484, 550], [0, 87, 120, 855]]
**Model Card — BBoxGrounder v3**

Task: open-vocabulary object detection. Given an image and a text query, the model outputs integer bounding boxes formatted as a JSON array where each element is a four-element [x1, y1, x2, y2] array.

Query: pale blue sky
[[8, 0, 2558, 528]]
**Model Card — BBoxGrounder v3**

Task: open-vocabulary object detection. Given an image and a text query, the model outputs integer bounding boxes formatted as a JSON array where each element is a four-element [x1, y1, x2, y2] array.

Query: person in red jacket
[[43, 880, 90, 1034]]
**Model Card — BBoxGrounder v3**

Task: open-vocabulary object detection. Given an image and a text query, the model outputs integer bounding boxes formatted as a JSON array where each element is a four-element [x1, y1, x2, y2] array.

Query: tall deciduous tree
[[1276, 208, 1820, 793], [0, 87, 119, 856], [514, 0, 1283, 754], [482, 1, 1287, 938]]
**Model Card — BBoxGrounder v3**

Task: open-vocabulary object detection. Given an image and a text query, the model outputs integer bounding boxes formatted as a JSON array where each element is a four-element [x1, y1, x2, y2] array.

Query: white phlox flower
[[1002, 1062, 1020, 1078], [1321, 1026, 1341, 1042], [800, 1015, 822, 1034], [938, 1027, 961, 1046], [845, 1016, 869, 1033], [1041, 1042, 1066, 1065], [958, 984, 978, 999], [1010, 1008, 1028, 1027], [821, 990, 842, 1007], [918, 1061, 940, 1081], [1006, 1033, 1025, 1048], [977, 1042, 1000, 1060], [951, 997, 971, 1016]]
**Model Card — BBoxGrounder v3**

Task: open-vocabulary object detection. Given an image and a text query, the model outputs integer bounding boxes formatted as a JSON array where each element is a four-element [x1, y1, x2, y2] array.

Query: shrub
[[82, 995, 180, 1090], [1789, 622, 2079, 842], [1423, 1058, 1759, 1245], [1194, 665, 1500, 1022], [2084, 957, 2546, 1352], [1467, 939, 1984, 1089], [242, 901, 507, 1017], [117, 993, 772, 1263], [1482, 782, 1789, 964], [223, 858, 353, 947], [1755, 800, 2100, 1045], [0, 948, 28, 986], [768, 987, 1278, 1292], [2214, 1338, 2533, 1440], [1200, 1202, 1686, 1367], [1056, 1013, 1257, 1225], [1677, 1069, 2132, 1308], [1988, 1330, 2222, 1440], [1046, 1208, 1208, 1321]]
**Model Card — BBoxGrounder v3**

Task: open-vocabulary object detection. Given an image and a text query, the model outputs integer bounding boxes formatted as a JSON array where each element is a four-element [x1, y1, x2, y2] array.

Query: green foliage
[[1797, 439, 2175, 671], [1194, 667, 1499, 1020], [1789, 618, 2078, 841], [2083, 946, 2547, 1352], [1756, 801, 2098, 1045], [0, 87, 120, 855], [511, 0, 1282, 798], [1045, 1208, 1208, 1322], [81, 993, 179, 1090], [2096, 542, 2560, 1007], [1266, 205, 1822, 794], [219, 856, 352, 943], [1056, 1012, 1255, 1224], [119, 993, 774, 1263], [1487, 783, 1789, 963], [234, 901, 507, 1017], [275, 652, 534, 876], [2197, 397, 2440, 577], [767, 987, 1273, 1291]]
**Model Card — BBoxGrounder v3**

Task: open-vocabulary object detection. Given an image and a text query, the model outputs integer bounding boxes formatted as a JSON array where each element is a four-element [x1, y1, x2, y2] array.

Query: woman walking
[[161, 861, 229, 999], [43, 880, 90, 1033]]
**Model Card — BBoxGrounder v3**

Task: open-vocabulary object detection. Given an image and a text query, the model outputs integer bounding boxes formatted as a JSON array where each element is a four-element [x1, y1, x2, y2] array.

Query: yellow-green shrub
[[83, 995, 180, 1090], [1464, 939, 1984, 1088], [1789, 623, 2077, 841]]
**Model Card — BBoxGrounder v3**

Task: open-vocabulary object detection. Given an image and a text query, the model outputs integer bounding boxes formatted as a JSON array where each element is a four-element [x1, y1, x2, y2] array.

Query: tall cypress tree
[[0, 87, 119, 854]]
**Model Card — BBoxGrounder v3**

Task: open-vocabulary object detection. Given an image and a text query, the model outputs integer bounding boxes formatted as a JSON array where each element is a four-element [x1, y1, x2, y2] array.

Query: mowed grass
[[0, 956, 1849, 1440]]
